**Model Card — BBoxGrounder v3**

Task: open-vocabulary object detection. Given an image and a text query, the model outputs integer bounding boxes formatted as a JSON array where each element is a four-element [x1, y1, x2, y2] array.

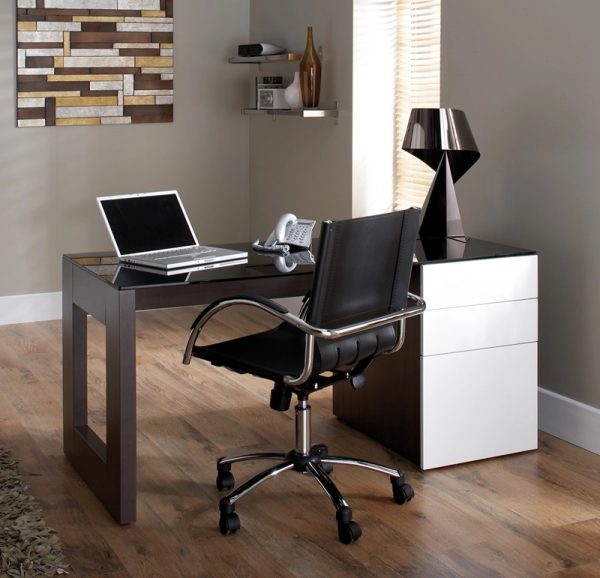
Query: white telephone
[[253, 213, 316, 254]]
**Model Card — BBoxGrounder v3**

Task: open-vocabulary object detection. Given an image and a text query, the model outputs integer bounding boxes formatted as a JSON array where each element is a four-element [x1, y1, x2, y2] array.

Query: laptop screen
[[99, 192, 197, 255]]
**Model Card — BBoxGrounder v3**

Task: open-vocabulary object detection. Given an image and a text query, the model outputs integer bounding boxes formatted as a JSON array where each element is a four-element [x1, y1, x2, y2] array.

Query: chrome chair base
[[215, 397, 414, 544]]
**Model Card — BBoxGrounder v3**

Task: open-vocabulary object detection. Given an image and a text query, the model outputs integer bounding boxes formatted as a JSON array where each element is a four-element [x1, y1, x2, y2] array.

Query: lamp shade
[[402, 108, 480, 182], [402, 108, 480, 240]]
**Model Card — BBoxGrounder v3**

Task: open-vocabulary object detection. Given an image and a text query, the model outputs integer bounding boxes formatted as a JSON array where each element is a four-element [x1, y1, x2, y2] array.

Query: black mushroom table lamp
[[402, 108, 480, 240]]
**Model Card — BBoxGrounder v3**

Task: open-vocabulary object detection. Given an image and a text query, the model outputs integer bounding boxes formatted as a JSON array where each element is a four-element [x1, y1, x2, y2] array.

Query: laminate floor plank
[[0, 309, 599, 577]]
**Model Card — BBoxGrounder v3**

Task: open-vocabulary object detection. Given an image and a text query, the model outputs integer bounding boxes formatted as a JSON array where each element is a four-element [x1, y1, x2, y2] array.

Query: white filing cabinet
[[333, 239, 538, 469]]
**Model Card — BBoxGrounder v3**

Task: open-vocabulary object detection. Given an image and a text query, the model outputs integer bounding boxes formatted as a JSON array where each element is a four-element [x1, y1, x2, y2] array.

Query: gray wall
[[441, 0, 600, 409], [1, 1, 250, 296], [248, 0, 353, 238]]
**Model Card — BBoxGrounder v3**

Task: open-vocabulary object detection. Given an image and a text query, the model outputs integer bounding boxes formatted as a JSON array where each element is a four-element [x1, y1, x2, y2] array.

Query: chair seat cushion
[[192, 323, 309, 383]]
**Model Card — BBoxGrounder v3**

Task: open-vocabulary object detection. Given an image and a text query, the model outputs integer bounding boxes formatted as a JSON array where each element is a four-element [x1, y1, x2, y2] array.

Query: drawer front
[[421, 342, 538, 469], [422, 298, 537, 356], [421, 254, 538, 310]]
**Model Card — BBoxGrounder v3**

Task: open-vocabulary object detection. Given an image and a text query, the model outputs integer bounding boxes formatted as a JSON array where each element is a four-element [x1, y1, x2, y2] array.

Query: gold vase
[[300, 26, 321, 108]]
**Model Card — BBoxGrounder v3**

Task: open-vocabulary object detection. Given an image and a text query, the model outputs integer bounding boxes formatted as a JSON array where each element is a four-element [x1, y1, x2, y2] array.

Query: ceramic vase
[[300, 26, 321, 108], [284, 71, 303, 110]]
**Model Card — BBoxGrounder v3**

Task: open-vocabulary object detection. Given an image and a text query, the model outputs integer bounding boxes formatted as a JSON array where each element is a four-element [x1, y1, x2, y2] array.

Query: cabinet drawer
[[421, 255, 537, 310], [421, 342, 538, 469], [422, 298, 537, 356]]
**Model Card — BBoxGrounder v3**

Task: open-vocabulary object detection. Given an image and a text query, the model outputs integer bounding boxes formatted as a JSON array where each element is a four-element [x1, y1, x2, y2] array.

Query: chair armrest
[[182, 295, 296, 365], [182, 293, 426, 387], [309, 292, 426, 339], [283, 292, 425, 385]]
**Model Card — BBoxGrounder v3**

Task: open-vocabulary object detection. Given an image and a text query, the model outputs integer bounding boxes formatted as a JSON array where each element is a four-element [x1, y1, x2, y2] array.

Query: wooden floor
[[1, 307, 600, 578]]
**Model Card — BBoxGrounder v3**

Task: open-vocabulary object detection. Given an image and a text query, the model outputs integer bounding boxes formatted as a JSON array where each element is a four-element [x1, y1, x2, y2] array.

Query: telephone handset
[[273, 248, 315, 273], [254, 213, 316, 254]]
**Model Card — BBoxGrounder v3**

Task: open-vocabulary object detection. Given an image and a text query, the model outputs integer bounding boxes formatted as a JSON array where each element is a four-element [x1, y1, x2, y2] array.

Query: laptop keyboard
[[144, 247, 218, 260]]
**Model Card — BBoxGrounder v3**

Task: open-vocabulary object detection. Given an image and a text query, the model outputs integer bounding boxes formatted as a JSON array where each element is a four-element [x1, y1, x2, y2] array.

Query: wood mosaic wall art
[[16, 0, 174, 127]]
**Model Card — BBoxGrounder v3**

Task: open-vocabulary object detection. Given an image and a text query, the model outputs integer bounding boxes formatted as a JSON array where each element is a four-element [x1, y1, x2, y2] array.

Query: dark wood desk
[[62, 244, 313, 524]]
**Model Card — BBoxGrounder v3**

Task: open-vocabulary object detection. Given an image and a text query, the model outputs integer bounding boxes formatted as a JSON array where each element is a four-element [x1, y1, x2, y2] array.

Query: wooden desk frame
[[62, 253, 312, 524]]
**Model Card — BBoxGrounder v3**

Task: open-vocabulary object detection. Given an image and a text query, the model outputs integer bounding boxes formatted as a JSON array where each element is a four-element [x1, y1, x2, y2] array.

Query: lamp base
[[418, 154, 465, 240]]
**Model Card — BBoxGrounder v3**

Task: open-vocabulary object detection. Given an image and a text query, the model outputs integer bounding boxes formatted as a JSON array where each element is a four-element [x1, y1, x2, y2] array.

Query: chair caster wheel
[[392, 481, 415, 504], [216, 471, 235, 491], [338, 521, 362, 544], [219, 512, 240, 535], [313, 443, 333, 475], [312, 443, 328, 454]]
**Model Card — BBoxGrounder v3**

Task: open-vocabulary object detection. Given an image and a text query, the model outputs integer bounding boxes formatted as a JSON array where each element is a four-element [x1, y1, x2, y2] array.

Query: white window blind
[[353, 0, 440, 215], [394, 0, 441, 210], [353, 0, 399, 216]]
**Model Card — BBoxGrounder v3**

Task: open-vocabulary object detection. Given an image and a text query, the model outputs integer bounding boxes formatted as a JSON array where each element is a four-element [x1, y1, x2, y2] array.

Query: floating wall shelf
[[241, 107, 338, 118], [229, 53, 301, 64], [230, 51, 336, 120]]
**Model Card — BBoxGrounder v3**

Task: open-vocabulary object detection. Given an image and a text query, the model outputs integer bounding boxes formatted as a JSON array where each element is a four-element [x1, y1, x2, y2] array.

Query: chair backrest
[[307, 209, 420, 329]]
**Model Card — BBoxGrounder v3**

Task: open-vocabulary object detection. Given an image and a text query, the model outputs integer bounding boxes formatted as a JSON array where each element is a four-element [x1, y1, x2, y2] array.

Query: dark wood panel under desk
[[134, 274, 313, 311], [332, 267, 422, 466]]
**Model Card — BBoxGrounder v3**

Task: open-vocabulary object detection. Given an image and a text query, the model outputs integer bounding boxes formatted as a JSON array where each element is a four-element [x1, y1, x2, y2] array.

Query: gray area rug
[[0, 448, 69, 577]]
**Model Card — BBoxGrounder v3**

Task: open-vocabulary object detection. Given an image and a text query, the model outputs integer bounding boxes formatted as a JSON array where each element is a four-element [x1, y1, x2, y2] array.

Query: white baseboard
[[0, 291, 62, 325], [539, 387, 600, 455], [0, 293, 302, 325]]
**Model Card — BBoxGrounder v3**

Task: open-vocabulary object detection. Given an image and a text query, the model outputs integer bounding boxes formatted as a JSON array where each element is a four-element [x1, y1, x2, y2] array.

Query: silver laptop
[[97, 191, 247, 270], [116, 258, 248, 278]]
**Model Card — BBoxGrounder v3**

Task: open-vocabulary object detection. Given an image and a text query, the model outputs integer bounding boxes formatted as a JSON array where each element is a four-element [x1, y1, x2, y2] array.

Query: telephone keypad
[[285, 220, 314, 248]]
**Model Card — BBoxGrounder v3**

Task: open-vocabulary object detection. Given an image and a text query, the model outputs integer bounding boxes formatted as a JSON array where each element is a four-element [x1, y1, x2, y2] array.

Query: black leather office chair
[[183, 209, 425, 544]]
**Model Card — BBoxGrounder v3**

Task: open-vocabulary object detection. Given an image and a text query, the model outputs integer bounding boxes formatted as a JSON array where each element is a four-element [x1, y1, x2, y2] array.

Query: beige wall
[[248, 0, 353, 238], [0, 1, 250, 296], [441, 0, 600, 409]]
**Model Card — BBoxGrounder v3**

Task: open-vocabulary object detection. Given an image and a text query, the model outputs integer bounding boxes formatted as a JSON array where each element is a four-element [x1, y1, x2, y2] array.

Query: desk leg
[[105, 286, 136, 523], [63, 260, 137, 524]]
